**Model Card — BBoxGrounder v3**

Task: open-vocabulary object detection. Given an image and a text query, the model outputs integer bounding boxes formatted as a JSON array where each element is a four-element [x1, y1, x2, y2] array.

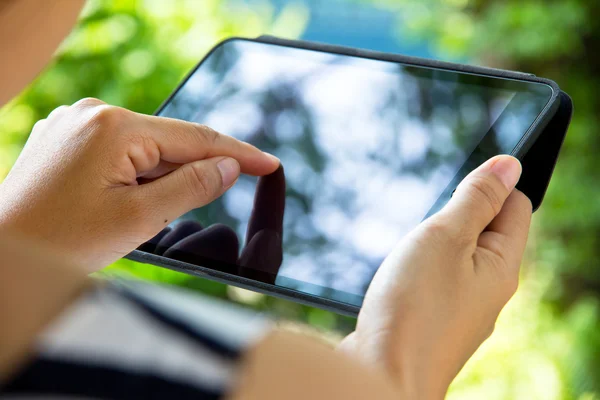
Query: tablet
[[130, 37, 563, 315]]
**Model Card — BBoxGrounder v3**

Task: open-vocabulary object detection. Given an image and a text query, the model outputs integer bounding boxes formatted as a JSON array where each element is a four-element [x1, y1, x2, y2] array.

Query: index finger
[[142, 114, 280, 176]]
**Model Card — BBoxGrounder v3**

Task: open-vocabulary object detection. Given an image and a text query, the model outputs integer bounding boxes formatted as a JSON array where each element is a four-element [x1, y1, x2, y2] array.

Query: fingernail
[[489, 156, 522, 190], [263, 152, 280, 165], [217, 157, 240, 188]]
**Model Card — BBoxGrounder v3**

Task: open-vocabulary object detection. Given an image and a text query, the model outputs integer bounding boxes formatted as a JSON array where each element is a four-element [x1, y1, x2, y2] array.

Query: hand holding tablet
[[339, 155, 531, 399]]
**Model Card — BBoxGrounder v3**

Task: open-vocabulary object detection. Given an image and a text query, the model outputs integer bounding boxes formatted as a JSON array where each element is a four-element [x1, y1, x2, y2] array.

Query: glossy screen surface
[[150, 39, 553, 306]]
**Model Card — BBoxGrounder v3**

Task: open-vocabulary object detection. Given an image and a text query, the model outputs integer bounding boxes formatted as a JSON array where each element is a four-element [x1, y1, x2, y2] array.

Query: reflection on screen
[[154, 40, 552, 306]]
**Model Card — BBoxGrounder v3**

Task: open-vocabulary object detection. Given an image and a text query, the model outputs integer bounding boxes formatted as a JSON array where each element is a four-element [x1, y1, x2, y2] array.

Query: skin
[[339, 159, 531, 399], [0, 97, 280, 270], [0, 2, 533, 399], [0, 0, 85, 105]]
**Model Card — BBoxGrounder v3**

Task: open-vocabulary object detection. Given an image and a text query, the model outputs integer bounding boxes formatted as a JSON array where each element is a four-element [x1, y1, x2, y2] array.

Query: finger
[[138, 160, 181, 181], [246, 165, 286, 244], [163, 224, 239, 266], [141, 114, 279, 176], [438, 155, 522, 237], [477, 190, 532, 270], [239, 229, 283, 283], [137, 226, 172, 253], [154, 220, 203, 255], [139, 156, 241, 222]]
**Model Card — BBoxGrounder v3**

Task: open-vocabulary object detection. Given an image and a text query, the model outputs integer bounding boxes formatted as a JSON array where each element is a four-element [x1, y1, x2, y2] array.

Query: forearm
[[227, 330, 405, 400], [0, 233, 90, 381], [338, 332, 451, 400], [0, 0, 85, 106], [0, 0, 88, 368]]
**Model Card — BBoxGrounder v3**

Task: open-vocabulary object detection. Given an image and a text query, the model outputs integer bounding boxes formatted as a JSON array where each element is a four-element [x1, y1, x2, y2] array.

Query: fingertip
[[480, 154, 519, 168], [263, 151, 280, 166], [484, 155, 522, 191], [243, 153, 280, 176], [217, 157, 241, 188], [262, 152, 281, 175], [444, 156, 522, 235]]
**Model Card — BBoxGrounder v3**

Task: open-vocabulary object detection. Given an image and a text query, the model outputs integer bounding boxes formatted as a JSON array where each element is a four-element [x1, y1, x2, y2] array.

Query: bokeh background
[[0, 0, 597, 398]]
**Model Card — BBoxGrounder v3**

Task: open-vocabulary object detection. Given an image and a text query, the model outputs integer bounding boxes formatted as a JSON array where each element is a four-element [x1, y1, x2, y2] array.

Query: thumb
[[439, 155, 523, 236], [141, 156, 240, 222]]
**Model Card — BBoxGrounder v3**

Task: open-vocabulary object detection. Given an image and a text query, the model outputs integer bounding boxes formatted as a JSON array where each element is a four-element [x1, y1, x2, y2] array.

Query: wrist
[[338, 331, 451, 400]]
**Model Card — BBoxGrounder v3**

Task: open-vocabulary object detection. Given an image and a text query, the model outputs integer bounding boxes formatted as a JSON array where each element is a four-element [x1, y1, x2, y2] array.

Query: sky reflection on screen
[[158, 40, 549, 306]]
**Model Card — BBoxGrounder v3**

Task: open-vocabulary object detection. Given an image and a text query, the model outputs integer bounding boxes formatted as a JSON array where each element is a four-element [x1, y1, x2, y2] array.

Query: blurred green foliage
[[1, 0, 598, 398]]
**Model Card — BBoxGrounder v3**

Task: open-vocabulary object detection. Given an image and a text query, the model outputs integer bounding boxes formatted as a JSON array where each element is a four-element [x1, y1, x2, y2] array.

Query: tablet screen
[[152, 39, 553, 306]]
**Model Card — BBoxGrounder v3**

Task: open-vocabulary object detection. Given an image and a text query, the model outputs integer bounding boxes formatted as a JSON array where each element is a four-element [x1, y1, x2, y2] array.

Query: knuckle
[[125, 134, 161, 170], [468, 175, 504, 216], [421, 217, 466, 245], [193, 123, 219, 145], [479, 233, 508, 262], [88, 105, 128, 127], [126, 131, 155, 151], [186, 163, 217, 200], [141, 136, 160, 163], [47, 105, 68, 120], [72, 97, 105, 108], [31, 119, 47, 133]]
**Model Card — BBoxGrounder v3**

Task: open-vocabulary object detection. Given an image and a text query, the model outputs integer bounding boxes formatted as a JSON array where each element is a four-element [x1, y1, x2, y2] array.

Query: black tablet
[[128, 36, 571, 316]]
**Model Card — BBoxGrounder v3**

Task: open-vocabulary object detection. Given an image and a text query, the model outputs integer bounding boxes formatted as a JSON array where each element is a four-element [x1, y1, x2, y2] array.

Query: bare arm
[[0, 0, 87, 380], [0, 234, 89, 381], [0, 0, 85, 106]]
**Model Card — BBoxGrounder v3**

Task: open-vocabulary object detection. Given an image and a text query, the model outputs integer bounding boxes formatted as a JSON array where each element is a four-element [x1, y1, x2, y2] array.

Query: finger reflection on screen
[[139, 167, 286, 285]]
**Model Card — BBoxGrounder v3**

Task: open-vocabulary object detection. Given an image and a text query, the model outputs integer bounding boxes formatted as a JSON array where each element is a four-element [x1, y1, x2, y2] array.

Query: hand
[[140, 166, 286, 283], [0, 98, 280, 272], [339, 155, 532, 399]]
